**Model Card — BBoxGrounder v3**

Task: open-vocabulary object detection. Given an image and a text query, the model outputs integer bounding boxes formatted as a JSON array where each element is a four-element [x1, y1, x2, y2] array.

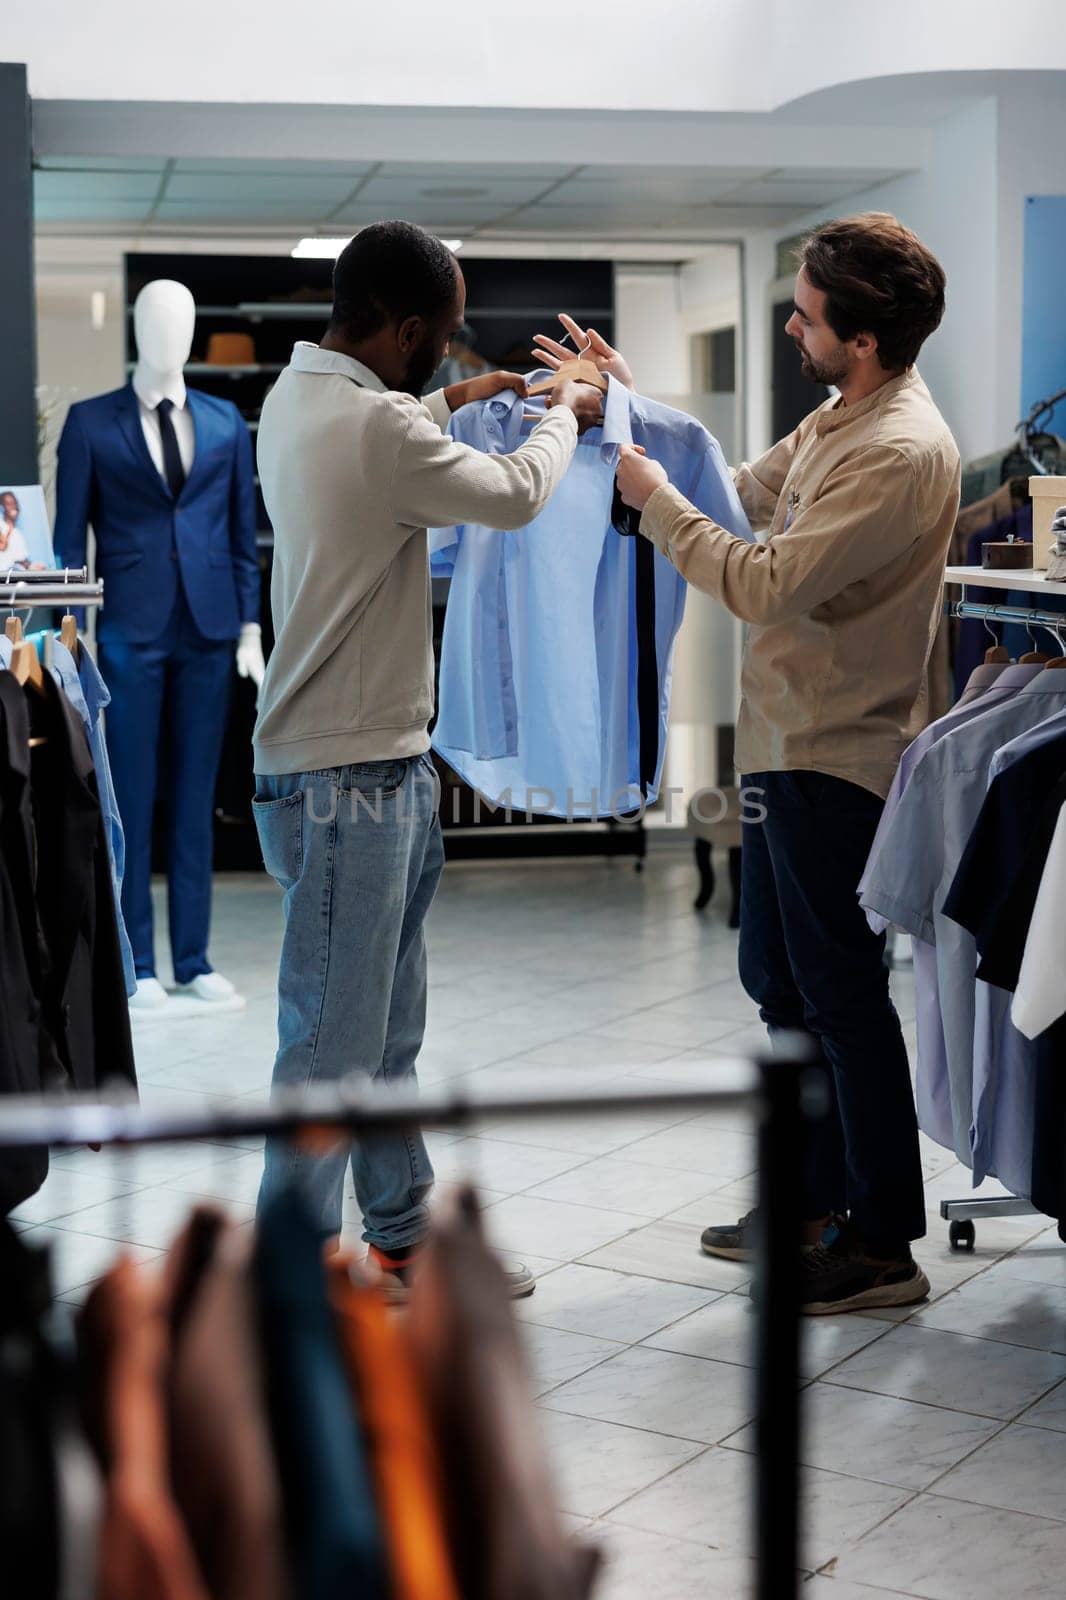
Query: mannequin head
[[133, 280, 196, 377]]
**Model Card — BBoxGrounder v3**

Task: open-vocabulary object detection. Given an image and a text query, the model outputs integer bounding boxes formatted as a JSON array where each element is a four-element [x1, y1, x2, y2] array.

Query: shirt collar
[[486, 372, 633, 458], [815, 367, 921, 436], [289, 341, 387, 392], [132, 366, 187, 412]]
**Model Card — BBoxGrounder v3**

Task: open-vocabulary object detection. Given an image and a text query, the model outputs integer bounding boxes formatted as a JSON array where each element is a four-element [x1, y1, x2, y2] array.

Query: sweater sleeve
[[390, 404, 578, 533]]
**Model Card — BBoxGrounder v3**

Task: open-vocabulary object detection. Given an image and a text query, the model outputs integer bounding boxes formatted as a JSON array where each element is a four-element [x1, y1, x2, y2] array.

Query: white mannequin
[[132, 280, 265, 692], [126, 280, 262, 1017]]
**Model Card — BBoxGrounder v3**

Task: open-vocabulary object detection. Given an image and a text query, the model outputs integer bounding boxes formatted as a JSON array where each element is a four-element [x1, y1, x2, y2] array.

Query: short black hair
[[800, 212, 946, 372], [329, 221, 459, 343]]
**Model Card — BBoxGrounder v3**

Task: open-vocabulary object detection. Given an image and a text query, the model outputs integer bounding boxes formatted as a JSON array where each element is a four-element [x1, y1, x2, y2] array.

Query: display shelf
[[122, 360, 285, 377], [944, 564, 1065, 594]]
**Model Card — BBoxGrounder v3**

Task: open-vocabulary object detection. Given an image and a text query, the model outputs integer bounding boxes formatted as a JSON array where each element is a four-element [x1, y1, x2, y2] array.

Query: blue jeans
[[738, 771, 926, 1246], [253, 754, 443, 1246]]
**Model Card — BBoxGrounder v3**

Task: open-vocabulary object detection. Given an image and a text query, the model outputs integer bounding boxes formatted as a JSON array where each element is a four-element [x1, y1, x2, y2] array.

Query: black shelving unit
[[126, 251, 623, 870]]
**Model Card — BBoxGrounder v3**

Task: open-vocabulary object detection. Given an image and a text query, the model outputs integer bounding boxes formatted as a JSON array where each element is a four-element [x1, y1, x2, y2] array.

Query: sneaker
[[700, 1210, 835, 1263], [800, 1224, 930, 1316], [367, 1244, 536, 1303]]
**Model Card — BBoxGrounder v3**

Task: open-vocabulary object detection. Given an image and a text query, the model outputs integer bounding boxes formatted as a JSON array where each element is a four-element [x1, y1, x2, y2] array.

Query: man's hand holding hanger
[[441, 365, 604, 434], [532, 314, 636, 392], [534, 315, 669, 497]]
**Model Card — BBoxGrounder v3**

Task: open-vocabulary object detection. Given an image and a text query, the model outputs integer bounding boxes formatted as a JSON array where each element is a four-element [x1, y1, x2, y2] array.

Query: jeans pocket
[[252, 790, 304, 889], [340, 759, 409, 799]]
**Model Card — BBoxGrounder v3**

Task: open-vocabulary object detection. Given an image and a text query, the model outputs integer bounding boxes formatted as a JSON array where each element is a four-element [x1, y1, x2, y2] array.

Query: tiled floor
[[14, 848, 1066, 1599]]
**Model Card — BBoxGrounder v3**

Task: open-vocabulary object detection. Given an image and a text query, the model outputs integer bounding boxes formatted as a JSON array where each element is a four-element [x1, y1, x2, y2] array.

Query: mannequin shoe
[[176, 972, 246, 1012], [129, 976, 170, 1010], [128, 976, 174, 1019]]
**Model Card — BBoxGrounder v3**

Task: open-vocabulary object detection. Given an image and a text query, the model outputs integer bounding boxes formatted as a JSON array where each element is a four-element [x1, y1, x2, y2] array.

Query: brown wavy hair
[[800, 212, 946, 373]]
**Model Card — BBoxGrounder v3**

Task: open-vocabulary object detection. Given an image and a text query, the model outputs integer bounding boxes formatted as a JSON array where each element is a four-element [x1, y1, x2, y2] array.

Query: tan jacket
[[640, 368, 961, 797], [254, 344, 578, 776]]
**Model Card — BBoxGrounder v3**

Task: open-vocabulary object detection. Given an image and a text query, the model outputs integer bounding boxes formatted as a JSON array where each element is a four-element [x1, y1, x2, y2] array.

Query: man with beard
[[254, 221, 600, 1289], [595, 212, 961, 1314]]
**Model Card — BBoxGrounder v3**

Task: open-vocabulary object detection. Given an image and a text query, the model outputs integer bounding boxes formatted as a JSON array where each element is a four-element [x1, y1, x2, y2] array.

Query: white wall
[[742, 97, 1001, 463]]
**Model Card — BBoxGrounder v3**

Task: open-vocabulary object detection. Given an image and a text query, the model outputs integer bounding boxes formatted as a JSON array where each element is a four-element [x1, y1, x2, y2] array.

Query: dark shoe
[[701, 1210, 836, 1263], [367, 1243, 536, 1303], [800, 1224, 930, 1316], [701, 1209, 758, 1261]]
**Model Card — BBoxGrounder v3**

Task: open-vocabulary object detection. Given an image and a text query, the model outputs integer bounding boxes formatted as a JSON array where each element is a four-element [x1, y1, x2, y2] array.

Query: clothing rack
[[945, 598, 1066, 635], [938, 581, 1052, 1246], [0, 577, 103, 610], [0, 1052, 821, 1600]]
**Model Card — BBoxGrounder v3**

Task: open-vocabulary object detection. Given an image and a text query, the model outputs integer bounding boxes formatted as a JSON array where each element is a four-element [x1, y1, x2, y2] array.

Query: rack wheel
[[949, 1220, 976, 1252]]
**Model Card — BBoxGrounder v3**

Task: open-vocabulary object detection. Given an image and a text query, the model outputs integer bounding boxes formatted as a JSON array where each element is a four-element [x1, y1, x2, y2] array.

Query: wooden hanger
[[11, 638, 45, 694], [526, 333, 609, 398], [5, 615, 23, 645], [60, 613, 79, 659]]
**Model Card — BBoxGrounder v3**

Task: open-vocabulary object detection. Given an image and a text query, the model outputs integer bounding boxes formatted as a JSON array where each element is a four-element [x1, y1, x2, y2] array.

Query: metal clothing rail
[[0, 566, 90, 586], [945, 598, 1066, 634], [0, 579, 104, 609], [0, 1054, 821, 1600]]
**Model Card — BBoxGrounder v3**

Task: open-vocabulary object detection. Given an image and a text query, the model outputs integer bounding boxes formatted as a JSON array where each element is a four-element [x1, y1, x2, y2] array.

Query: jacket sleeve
[[229, 414, 260, 625], [731, 423, 805, 532], [390, 404, 578, 533], [641, 444, 921, 626], [53, 404, 93, 571]]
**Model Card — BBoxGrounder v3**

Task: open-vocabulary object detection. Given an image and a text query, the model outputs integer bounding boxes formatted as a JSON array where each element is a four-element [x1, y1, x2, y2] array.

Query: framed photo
[[0, 485, 55, 572]]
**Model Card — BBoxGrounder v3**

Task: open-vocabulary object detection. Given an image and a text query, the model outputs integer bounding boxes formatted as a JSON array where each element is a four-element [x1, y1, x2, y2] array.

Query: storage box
[[1028, 476, 1066, 568]]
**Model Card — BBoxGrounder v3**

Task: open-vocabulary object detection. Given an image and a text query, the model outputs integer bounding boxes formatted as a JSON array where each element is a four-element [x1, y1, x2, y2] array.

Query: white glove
[[236, 621, 265, 690]]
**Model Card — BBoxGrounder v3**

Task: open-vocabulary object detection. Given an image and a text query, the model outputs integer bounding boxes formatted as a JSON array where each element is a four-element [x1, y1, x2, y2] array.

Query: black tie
[[156, 398, 186, 500]]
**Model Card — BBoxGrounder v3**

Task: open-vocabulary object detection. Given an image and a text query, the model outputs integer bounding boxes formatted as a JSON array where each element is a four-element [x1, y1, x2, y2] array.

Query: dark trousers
[[739, 771, 926, 1244], [99, 592, 233, 985]]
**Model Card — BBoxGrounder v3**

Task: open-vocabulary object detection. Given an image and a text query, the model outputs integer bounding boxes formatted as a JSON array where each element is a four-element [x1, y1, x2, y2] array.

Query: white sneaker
[[175, 972, 246, 1012], [128, 977, 171, 1015]]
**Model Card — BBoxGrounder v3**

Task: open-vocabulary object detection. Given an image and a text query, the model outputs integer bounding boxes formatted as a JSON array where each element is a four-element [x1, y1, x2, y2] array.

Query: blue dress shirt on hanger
[[429, 376, 751, 818]]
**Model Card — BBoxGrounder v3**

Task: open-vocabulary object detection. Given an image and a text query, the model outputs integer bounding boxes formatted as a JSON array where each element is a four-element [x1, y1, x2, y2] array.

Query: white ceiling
[[33, 156, 908, 240]]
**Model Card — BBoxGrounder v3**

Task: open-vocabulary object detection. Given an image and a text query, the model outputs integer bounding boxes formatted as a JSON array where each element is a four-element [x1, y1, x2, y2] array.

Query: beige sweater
[[253, 344, 578, 775], [641, 368, 961, 798]]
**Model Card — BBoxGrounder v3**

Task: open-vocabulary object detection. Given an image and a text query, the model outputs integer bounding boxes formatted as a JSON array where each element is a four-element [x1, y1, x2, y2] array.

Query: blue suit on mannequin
[[54, 380, 259, 988]]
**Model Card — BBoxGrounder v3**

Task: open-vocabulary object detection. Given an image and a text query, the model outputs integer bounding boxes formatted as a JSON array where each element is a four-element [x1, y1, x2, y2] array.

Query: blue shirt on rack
[[429, 376, 751, 818]]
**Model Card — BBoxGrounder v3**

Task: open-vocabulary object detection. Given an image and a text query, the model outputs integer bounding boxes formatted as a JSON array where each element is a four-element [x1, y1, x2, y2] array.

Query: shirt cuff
[[639, 482, 695, 554], [424, 387, 454, 432]]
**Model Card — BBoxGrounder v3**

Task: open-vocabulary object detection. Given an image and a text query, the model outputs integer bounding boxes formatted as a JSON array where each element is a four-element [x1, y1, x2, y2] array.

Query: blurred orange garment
[[327, 1256, 460, 1600], [79, 1256, 211, 1600]]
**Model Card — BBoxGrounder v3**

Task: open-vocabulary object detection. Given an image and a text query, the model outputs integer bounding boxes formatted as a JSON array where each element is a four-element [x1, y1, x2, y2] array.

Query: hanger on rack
[[11, 636, 46, 697], [526, 332, 609, 398], [1040, 618, 1066, 667], [981, 616, 1010, 664], [59, 571, 79, 660], [5, 615, 23, 646], [1019, 620, 1052, 665]]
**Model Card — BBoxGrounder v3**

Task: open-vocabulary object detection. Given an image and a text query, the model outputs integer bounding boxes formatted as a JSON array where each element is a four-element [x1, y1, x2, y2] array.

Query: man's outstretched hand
[[532, 314, 635, 392]]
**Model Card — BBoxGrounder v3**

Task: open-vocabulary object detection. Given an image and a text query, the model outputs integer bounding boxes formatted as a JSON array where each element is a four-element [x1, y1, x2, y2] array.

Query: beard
[[795, 342, 850, 388], [401, 339, 442, 398]]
